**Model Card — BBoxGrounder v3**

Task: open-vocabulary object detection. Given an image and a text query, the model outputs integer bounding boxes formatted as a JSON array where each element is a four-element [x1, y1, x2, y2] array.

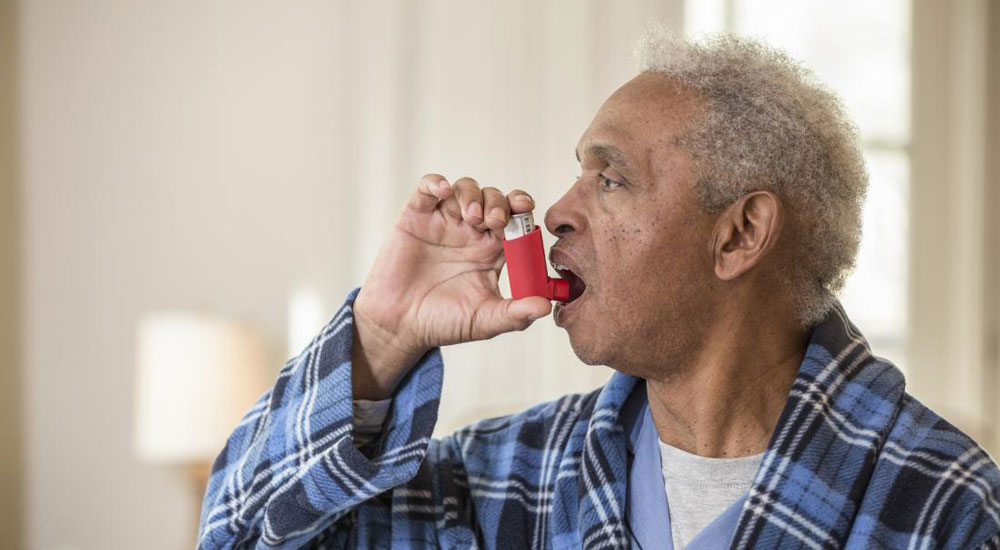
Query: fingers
[[453, 178, 526, 232], [410, 175, 533, 232], [481, 187, 509, 230], [476, 296, 553, 337], [407, 173, 453, 212], [453, 177, 484, 227], [454, 177, 502, 231], [506, 189, 534, 215], [505, 296, 553, 324]]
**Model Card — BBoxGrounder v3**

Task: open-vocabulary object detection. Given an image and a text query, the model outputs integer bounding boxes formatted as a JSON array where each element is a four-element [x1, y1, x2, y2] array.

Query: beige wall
[[19, 4, 360, 548], [986, 0, 1000, 451], [1, 0, 25, 548]]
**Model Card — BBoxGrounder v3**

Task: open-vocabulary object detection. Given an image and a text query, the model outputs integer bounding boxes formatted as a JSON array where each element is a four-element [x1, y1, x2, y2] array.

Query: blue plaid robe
[[198, 289, 1000, 549]]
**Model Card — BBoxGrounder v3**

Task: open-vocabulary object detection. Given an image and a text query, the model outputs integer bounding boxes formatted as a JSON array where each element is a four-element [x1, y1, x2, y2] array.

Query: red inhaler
[[502, 212, 570, 301]]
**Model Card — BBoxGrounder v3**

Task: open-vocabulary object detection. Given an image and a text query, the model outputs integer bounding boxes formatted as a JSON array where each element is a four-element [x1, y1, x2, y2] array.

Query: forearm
[[197, 289, 446, 550]]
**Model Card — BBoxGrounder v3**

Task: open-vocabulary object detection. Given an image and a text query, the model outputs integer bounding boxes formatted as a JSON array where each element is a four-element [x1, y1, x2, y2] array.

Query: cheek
[[594, 212, 706, 321], [601, 218, 650, 261], [592, 220, 666, 321], [597, 216, 668, 289]]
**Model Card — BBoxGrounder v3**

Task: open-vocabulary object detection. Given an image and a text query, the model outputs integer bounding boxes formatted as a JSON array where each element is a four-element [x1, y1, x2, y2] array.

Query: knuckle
[[508, 189, 532, 201], [454, 176, 480, 190], [482, 187, 506, 203], [440, 197, 462, 216], [485, 216, 505, 229], [420, 173, 445, 185]]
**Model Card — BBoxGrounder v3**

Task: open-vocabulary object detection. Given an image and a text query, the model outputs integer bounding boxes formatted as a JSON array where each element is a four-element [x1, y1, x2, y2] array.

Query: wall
[[1, 0, 25, 547], [986, 0, 1000, 450], [18, 1, 681, 548]]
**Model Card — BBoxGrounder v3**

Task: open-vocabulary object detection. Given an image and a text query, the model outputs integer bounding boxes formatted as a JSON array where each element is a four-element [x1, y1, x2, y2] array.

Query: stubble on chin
[[566, 328, 606, 367]]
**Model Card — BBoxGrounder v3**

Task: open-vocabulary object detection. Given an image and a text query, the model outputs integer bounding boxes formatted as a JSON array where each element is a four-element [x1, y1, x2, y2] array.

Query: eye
[[599, 174, 623, 191]]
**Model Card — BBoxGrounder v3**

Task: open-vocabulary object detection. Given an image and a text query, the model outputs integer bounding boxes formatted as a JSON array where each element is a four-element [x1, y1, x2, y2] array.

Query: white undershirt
[[658, 439, 763, 549]]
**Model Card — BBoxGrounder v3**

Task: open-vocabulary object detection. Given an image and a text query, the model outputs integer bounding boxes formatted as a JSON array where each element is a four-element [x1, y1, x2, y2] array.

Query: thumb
[[474, 296, 553, 338]]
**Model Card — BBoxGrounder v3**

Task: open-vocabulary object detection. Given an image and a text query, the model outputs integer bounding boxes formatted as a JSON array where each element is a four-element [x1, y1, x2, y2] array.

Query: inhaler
[[501, 212, 570, 301]]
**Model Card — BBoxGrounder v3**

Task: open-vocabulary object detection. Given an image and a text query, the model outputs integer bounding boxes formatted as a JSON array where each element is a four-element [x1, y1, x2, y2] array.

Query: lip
[[548, 246, 582, 277], [553, 291, 585, 326]]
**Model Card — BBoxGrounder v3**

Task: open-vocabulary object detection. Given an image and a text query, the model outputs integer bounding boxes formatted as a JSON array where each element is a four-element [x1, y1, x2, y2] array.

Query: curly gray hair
[[636, 26, 868, 326]]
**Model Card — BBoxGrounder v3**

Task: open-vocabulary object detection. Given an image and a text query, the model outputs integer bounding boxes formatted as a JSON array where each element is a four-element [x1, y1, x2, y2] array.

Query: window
[[685, 0, 911, 369]]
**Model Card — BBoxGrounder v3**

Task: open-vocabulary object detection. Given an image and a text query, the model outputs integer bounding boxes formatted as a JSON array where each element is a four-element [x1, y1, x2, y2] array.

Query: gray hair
[[635, 26, 868, 326]]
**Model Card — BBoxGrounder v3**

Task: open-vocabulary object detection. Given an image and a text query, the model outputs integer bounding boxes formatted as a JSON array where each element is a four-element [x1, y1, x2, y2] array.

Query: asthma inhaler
[[502, 212, 570, 301]]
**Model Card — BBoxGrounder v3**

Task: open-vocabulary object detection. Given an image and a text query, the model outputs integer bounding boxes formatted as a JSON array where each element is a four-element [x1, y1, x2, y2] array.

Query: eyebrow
[[575, 144, 633, 174]]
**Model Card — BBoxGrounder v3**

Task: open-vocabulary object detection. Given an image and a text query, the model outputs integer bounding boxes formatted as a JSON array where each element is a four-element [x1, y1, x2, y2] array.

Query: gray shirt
[[658, 439, 762, 548]]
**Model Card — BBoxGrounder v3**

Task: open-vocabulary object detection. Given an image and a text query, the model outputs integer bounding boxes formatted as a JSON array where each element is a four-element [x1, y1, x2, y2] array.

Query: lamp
[[133, 311, 271, 527]]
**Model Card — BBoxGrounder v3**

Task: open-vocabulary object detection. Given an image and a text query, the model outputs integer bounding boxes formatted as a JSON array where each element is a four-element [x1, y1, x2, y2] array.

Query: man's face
[[545, 72, 718, 375]]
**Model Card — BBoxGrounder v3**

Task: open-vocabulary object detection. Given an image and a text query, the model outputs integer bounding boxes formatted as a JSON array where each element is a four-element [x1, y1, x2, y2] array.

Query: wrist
[[351, 306, 426, 401]]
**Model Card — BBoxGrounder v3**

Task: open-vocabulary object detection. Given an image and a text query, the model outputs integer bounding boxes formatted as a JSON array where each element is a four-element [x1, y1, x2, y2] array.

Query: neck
[[644, 303, 808, 458]]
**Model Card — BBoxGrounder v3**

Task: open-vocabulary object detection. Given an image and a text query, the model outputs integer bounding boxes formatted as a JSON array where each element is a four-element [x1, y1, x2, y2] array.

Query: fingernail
[[489, 207, 505, 222], [516, 193, 533, 203], [467, 202, 482, 219]]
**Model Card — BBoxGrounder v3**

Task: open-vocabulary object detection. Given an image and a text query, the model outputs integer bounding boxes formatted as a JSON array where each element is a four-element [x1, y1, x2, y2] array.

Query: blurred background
[[0, 0, 997, 549]]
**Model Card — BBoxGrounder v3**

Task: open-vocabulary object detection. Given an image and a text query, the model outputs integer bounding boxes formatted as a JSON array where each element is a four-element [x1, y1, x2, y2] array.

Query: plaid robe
[[198, 289, 1000, 549]]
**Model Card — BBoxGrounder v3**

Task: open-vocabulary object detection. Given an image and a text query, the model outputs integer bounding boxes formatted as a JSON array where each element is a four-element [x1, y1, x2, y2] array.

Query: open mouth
[[551, 263, 587, 303]]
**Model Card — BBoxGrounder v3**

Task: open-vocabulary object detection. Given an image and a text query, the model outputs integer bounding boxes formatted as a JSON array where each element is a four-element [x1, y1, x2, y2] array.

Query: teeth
[[551, 263, 569, 271]]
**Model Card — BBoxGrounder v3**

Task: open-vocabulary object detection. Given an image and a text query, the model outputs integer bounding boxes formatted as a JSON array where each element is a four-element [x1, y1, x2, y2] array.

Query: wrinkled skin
[[546, 72, 720, 379]]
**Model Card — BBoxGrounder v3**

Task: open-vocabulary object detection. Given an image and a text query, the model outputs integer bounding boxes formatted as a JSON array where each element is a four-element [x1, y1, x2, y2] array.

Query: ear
[[712, 191, 784, 281]]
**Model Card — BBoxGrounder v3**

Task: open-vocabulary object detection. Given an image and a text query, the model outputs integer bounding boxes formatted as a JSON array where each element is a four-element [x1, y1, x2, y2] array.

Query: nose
[[544, 179, 588, 238]]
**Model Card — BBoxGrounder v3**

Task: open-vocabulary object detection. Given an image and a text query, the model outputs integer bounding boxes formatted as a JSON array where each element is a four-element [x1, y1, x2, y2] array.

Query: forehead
[[578, 72, 703, 165]]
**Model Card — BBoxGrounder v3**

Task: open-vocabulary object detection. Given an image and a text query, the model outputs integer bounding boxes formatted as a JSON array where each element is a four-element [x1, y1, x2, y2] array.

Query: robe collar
[[576, 303, 905, 550]]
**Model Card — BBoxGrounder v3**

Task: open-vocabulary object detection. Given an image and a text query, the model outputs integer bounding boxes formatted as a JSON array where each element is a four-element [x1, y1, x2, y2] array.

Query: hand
[[351, 174, 552, 400]]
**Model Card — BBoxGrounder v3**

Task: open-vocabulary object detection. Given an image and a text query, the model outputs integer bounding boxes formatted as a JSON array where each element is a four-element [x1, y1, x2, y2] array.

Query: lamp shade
[[134, 312, 271, 464]]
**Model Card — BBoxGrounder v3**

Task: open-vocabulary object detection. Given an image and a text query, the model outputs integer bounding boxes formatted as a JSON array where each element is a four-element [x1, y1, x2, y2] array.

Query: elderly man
[[198, 31, 1000, 550]]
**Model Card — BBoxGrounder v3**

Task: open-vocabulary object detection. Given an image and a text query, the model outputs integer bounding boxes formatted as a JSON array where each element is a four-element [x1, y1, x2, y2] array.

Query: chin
[[566, 330, 609, 367], [563, 317, 656, 378], [568, 338, 646, 379], [571, 348, 606, 367]]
